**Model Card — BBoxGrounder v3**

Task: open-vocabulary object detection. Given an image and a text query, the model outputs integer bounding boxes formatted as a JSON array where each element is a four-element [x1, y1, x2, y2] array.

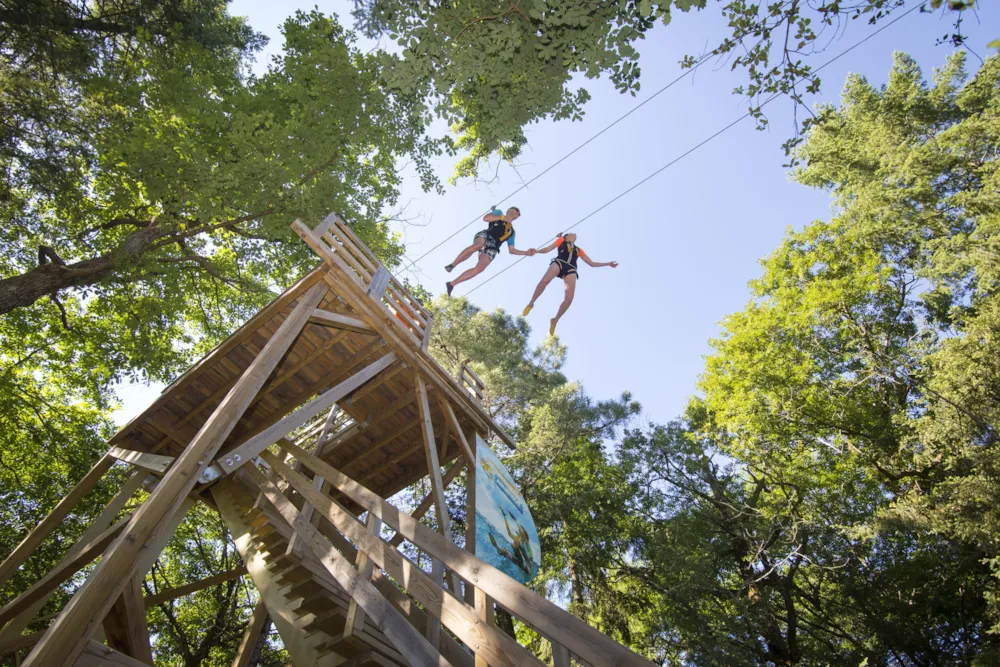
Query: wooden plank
[[0, 470, 148, 646], [279, 441, 656, 667], [231, 599, 269, 667], [22, 283, 329, 667], [310, 309, 376, 335], [313, 212, 340, 237], [368, 266, 391, 300], [216, 352, 398, 475], [422, 314, 434, 351], [0, 515, 132, 627], [74, 640, 150, 667], [108, 448, 174, 475], [0, 454, 114, 589], [343, 512, 382, 638], [416, 376, 463, 597], [260, 454, 544, 667], [143, 566, 248, 607], [103, 575, 153, 664], [242, 466, 448, 667], [347, 360, 406, 405]]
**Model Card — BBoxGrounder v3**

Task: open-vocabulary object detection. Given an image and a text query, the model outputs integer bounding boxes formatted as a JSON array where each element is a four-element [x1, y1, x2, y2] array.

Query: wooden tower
[[0, 215, 654, 667]]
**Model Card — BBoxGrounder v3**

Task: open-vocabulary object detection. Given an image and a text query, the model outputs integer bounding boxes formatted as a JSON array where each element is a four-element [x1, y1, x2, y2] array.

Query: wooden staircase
[[214, 476, 412, 667]]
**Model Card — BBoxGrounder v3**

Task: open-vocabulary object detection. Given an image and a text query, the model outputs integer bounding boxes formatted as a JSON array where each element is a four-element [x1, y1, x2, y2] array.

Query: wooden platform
[[111, 214, 510, 503]]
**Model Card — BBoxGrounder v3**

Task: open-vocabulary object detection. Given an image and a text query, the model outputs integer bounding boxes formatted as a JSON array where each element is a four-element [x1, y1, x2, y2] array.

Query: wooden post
[[230, 599, 269, 667], [23, 283, 328, 667], [474, 588, 494, 667], [343, 512, 383, 638], [0, 454, 115, 589], [464, 444, 477, 607], [415, 376, 462, 603]]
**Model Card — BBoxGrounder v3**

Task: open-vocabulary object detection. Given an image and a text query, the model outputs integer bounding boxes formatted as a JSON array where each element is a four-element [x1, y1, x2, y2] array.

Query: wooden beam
[[102, 575, 153, 665], [437, 398, 476, 468], [260, 453, 545, 667], [22, 283, 329, 667], [415, 375, 462, 598], [0, 454, 115, 589], [242, 465, 447, 667], [343, 512, 382, 638], [230, 599, 268, 667], [464, 447, 477, 607], [0, 515, 132, 627], [108, 448, 174, 475], [278, 440, 657, 667], [216, 351, 398, 476], [0, 470, 148, 646], [143, 566, 248, 607], [310, 309, 376, 335]]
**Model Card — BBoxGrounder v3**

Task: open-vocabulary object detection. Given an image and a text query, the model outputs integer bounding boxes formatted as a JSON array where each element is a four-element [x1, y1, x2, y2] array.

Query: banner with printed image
[[474, 434, 540, 583]]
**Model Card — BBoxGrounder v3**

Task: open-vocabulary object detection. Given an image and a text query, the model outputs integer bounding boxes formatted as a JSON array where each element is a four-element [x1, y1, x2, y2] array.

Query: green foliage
[[352, 0, 975, 177]]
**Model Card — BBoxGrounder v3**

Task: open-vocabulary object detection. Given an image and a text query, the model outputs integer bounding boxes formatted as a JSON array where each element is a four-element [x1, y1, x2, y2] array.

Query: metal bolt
[[234, 454, 241, 461], [226, 459, 234, 466]]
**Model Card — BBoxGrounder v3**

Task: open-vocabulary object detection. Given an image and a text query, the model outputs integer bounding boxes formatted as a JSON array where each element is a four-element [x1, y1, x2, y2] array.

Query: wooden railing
[[246, 439, 655, 667], [457, 363, 486, 405], [294, 213, 433, 349]]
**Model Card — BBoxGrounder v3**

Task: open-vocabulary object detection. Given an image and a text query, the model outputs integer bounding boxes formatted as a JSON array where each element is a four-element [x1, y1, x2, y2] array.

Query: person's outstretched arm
[[505, 230, 536, 256], [535, 240, 560, 254], [581, 252, 618, 268], [483, 209, 504, 222]]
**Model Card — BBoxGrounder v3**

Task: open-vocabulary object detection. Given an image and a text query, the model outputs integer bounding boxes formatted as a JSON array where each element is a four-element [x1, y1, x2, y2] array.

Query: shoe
[[522, 304, 533, 317], [445, 264, 454, 273], [446, 282, 454, 297], [549, 319, 557, 336]]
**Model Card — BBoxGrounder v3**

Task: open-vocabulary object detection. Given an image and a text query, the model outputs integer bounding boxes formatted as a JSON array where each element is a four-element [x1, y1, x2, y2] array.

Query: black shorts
[[551, 259, 578, 280], [474, 230, 500, 260]]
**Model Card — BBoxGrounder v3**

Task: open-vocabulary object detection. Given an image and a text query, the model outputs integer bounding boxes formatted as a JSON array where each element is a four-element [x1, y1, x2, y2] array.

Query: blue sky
[[112, 1, 999, 428]]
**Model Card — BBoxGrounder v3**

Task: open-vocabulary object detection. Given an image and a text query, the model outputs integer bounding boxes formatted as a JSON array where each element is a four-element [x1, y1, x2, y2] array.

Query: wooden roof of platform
[[111, 215, 511, 502]]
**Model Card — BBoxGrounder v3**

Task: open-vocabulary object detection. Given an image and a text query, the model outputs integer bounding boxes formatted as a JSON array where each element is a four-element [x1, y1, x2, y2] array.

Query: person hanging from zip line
[[444, 206, 535, 296], [521, 232, 618, 336]]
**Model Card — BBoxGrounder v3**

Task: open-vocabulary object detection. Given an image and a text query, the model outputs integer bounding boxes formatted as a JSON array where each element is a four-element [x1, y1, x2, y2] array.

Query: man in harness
[[445, 206, 534, 296], [521, 232, 618, 336]]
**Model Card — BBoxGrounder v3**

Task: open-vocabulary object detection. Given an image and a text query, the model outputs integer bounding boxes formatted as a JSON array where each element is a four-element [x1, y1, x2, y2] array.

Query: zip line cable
[[393, 31, 755, 278], [462, 2, 921, 297]]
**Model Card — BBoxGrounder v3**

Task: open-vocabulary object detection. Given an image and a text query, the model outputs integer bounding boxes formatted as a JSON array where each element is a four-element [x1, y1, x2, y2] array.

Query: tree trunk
[[0, 226, 163, 316], [248, 617, 272, 667]]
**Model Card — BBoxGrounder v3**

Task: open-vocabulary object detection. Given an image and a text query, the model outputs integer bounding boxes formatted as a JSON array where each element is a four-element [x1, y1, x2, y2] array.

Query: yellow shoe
[[522, 304, 533, 317], [549, 319, 557, 336]]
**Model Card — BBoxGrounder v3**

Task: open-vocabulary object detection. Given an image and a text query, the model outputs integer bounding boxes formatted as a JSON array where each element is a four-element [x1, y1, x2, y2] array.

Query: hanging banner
[[475, 434, 541, 583]]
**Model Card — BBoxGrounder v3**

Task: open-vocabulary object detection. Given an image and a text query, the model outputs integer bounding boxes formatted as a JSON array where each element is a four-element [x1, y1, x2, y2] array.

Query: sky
[[111, 1, 999, 429]]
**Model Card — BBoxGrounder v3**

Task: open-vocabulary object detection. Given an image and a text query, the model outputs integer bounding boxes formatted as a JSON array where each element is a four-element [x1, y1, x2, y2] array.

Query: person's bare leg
[[549, 274, 577, 336], [450, 253, 492, 288], [523, 264, 559, 316], [447, 239, 485, 270]]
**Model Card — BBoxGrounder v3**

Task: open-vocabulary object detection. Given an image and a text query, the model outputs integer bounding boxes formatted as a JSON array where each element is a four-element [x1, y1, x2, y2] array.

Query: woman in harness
[[444, 206, 534, 296], [521, 233, 618, 336]]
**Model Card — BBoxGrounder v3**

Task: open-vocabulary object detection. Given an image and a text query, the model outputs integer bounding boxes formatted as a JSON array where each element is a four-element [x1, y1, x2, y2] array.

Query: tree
[[351, 0, 977, 178], [697, 50, 1000, 659]]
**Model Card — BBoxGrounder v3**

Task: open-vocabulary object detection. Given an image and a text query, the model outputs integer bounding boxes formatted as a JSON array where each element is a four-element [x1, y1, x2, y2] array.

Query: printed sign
[[475, 434, 541, 583]]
